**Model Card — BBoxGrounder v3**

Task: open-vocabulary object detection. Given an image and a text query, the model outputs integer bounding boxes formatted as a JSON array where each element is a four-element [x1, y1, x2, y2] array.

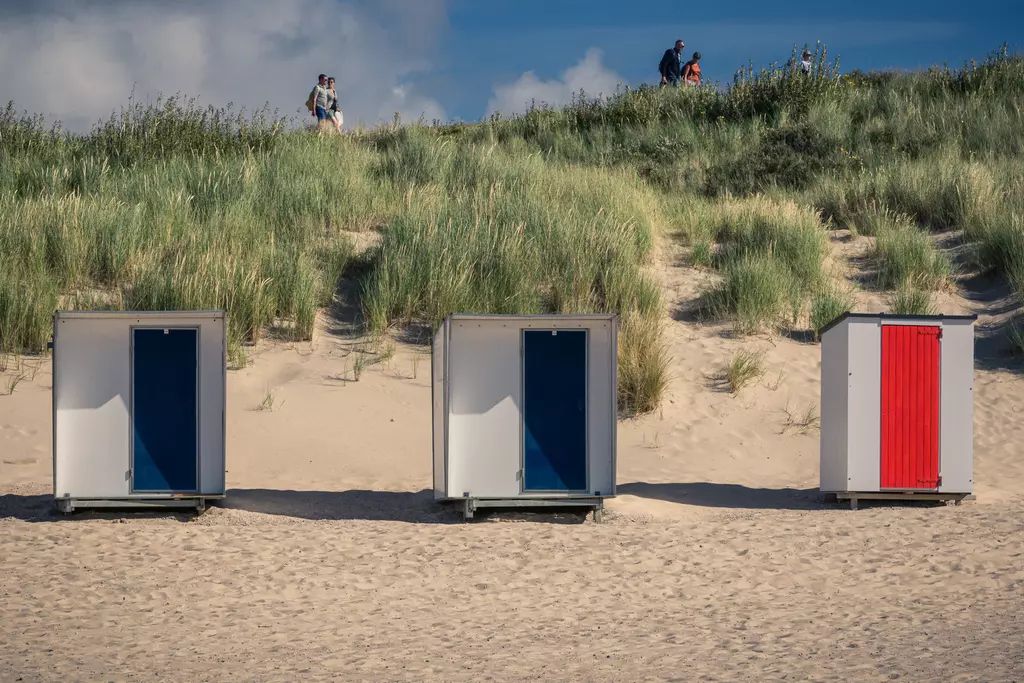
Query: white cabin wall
[[586, 322, 616, 496], [819, 320, 849, 492], [198, 317, 226, 495], [54, 317, 132, 499], [847, 320, 882, 492], [939, 320, 975, 493], [446, 322, 522, 498]]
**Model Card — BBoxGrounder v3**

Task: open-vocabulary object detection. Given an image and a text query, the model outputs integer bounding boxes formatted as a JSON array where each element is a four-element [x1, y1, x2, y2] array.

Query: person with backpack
[[659, 39, 685, 87], [307, 74, 332, 130], [682, 52, 702, 86]]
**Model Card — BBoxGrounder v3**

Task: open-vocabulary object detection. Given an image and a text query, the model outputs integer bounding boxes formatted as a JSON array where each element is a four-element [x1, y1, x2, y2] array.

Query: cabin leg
[[593, 507, 604, 524], [195, 498, 206, 513], [462, 498, 474, 522], [850, 497, 858, 511]]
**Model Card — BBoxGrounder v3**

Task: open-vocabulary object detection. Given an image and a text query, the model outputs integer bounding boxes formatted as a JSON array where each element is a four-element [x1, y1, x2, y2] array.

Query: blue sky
[[0, 0, 1020, 131], [432, 0, 1022, 122]]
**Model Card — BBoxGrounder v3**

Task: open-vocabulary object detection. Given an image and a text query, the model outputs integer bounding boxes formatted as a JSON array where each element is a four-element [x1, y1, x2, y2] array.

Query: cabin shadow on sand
[[222, 489, 596, 524], [220, 489, 459, 523], [617, 482, 828, 511], [3, 484, 957, 523], [617, 482, 958, 511], [0, 493, 199, 523], [0, 490, 593, 524]]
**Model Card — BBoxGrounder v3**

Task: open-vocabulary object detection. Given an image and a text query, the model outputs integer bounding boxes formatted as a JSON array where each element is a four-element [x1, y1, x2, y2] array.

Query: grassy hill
[[1, 44, 1022, 414]]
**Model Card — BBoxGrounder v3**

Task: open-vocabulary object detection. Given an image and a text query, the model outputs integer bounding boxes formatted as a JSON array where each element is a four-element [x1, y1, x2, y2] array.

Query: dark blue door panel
[[523, 329, 587, 491], [132, 328, 198, 492]]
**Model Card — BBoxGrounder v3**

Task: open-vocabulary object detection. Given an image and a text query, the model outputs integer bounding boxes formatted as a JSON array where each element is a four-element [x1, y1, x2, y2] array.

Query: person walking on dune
[[800, 49, 813, 75], [659, 39, 685, 87], [682, 52, 702, 86], [309, 73, 332, 131], [327, 76, 344, 133]]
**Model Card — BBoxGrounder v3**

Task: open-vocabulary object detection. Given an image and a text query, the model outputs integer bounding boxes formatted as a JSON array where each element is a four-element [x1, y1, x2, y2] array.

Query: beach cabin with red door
[[818, 312, 976, 509]]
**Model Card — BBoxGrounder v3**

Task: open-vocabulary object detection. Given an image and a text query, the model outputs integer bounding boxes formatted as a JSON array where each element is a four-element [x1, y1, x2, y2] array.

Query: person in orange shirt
[[682, 52, 702, 86]]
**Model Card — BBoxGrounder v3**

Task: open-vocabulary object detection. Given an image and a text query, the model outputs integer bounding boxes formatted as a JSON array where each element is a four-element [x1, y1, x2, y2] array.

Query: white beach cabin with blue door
[[431, 313, 618, 521], [51, 310, 227, 512]]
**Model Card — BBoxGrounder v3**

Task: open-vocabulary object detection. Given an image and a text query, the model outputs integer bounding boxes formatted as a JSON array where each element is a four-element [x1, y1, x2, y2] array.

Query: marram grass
[[2, 44, 1023, 412]]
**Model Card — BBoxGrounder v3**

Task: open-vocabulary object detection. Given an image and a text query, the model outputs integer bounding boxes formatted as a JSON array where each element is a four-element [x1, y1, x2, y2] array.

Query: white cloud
[[0, 0, 447, 132], [485, 48, 625, 117]]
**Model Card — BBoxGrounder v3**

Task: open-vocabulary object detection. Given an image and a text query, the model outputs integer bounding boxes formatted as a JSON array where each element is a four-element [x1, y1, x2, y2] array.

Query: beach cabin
[[819, 312, 976, 509], [51, 310, 227, 512], [431, 313, 618, 521]]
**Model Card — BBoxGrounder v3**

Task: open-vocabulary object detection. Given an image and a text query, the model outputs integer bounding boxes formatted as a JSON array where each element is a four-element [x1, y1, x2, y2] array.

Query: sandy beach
[[3, 246, 1024, 682]]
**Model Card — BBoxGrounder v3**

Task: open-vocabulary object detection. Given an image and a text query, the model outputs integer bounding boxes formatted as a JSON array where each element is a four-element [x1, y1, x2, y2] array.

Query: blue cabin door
[[522, 329, 588, 492], [131, 327, 199, 493]]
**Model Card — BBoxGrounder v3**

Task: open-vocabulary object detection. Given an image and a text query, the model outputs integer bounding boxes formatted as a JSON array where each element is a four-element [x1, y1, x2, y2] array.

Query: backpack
[[305, 88, 317, 112]]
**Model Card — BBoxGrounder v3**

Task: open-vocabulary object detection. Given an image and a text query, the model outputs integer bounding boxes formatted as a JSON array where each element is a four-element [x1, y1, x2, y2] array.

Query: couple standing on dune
[[309, 73, 344, 133]]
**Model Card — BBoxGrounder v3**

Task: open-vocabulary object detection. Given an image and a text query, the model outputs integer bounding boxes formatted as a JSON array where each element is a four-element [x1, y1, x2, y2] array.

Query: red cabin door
[[881, 325, 941, 490]]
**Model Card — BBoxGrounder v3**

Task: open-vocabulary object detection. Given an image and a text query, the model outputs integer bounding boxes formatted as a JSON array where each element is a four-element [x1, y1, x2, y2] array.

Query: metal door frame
[[129, 324, 201, 495], [878, 321, 942, 491], [519, 327, 590, 495]]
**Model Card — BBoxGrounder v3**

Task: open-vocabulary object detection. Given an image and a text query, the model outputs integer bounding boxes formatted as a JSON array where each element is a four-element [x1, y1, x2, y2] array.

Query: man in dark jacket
[[659, 40, 685, 87]]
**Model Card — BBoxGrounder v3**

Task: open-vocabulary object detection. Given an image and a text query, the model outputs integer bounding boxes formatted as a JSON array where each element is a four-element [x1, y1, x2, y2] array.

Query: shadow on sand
[[0, 493, 198, 523], [220, 488, 459, 523], [223, 489, 592, 524], [0, 490, 591, 525], [617, 482, 958, 511], [617, 482, 826, 511]]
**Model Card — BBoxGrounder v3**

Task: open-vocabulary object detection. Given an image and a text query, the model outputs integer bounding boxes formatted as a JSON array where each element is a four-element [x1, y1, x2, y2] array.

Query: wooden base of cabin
[[55, 495, 222, 514], [454, 496, 606, 522], [826, 492, 974, 510]]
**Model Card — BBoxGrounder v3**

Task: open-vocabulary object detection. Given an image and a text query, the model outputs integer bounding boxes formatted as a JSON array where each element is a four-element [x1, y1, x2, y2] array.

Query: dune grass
[[889, 282, 937, 316], [2, 43, 1023, 412], [674, 195, 830, 334], [0, 139, 370, 365], [717, 348, 767, 394], [872, 211, 952, 290], [810, 287, 855, 340]]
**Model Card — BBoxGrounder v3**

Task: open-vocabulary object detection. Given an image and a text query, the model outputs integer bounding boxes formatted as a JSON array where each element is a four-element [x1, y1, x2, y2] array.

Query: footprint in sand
[[3, 457, 38, 465]]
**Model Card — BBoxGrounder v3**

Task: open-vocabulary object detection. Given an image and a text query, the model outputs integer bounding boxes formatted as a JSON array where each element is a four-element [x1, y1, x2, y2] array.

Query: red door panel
[[881, 325, 941, 490]]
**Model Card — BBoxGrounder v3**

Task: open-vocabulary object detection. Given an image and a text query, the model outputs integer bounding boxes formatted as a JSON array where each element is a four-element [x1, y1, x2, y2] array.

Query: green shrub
[[618, 312, 670, 416], [972, 210, 1024, 279], [810, 288, 854, 340], [888, 281, 936, 316], [717, 348, 766, 394], [711, 254, 793, 334], [873, 216, 951, 290], [815, 156, 1000, 233], [691, 240, 713, 267], [704, 122, 849, 196], [689, 196, 829, 333], [0, 273, 59, 354]]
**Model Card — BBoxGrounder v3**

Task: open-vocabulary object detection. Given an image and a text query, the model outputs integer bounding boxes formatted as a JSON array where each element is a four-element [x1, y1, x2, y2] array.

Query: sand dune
[[3, 247, 1024, 681]]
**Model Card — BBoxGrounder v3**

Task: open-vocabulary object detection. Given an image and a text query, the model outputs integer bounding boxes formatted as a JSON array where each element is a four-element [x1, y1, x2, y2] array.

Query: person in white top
[[327, 77, 344, 133], [800, 49, 813, 75]]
